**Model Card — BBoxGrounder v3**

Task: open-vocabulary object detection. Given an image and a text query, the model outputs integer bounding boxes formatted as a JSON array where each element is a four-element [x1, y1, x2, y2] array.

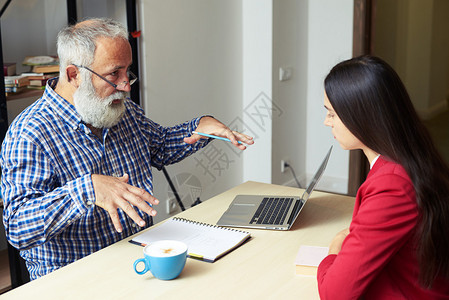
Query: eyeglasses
[[73, 64, 138, 90]]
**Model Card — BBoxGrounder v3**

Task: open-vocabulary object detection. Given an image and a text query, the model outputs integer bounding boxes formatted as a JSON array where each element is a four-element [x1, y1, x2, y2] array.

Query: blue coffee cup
[[133, 240, 187, 280]]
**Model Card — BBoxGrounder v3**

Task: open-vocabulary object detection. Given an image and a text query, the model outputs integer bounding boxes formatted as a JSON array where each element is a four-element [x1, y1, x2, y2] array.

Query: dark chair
[[7, 243, 29, 288]]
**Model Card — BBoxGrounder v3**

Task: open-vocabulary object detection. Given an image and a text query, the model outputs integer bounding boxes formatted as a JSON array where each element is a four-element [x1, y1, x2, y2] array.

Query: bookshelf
[[5, 89, 43, 102]]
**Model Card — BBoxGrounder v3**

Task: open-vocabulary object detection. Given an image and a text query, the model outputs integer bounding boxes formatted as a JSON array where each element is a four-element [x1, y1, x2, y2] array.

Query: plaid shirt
[[1, 78, 209, 280]]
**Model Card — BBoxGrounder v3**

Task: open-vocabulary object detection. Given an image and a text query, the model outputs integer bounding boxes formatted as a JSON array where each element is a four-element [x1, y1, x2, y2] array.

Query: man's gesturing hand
[[91, 173, 159, 233]]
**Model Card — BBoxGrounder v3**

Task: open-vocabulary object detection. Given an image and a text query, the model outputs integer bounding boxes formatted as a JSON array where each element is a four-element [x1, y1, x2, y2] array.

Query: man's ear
[[66, 65, 80, 88]]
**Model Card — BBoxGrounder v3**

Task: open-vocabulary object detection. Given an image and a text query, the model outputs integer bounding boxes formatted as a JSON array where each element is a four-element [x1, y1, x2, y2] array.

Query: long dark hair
[[325, 55, 449, 288]]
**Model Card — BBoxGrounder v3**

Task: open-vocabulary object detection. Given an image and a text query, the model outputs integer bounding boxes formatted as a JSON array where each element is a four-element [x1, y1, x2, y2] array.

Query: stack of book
[[22, 56, 59, 90], [22, 56, 59, 74], [3, 56, 59, 96], [3, 62, 16, 76], [4, 75, 30, 95], [23, 72, 58, 90]]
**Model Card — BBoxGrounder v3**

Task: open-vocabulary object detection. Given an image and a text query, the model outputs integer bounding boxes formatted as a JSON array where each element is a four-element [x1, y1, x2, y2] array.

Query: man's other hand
[[91, 173, 159, 233]]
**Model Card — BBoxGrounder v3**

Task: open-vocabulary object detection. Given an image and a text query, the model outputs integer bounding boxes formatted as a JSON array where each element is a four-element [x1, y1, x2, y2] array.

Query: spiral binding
[[173, 217, 250, 235]]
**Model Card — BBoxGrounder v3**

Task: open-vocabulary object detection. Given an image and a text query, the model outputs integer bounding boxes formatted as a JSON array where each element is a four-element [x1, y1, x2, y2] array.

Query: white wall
[[139, 0, 246, 222], [242, 0, 273, 184], [77, 0, 126, 23], [305, 0, 353, 194], [272, 0, 309, 188], [272, 0, 353, 194]]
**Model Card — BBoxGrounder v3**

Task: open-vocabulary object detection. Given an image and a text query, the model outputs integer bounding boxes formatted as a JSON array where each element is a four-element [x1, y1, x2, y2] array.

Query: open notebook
[[130, 217, 251, 262]]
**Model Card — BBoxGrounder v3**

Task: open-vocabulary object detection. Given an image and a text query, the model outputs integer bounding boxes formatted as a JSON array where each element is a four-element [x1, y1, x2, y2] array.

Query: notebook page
[[131, 217, 250, 261]]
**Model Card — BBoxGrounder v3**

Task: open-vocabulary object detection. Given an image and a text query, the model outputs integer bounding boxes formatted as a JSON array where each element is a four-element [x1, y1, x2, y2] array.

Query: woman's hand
[[328, 227, 350, 255]]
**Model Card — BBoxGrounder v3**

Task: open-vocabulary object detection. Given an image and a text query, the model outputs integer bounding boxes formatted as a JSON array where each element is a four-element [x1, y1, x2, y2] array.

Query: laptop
[[217, 146, 332, 230]]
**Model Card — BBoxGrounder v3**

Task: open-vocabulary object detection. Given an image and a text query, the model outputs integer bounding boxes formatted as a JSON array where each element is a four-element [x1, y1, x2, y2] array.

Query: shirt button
[[86, 200, 93, 206]]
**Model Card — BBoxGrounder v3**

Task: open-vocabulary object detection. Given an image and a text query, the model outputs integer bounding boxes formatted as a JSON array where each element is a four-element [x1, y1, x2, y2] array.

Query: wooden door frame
[[348, 0, 374, 195]]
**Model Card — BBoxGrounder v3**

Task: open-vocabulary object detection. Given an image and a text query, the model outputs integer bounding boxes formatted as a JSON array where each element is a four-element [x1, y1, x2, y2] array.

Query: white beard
[[73, 78, 127, 128]]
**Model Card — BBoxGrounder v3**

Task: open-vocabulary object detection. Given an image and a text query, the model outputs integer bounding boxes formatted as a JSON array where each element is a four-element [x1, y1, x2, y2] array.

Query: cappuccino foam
[[146, 241, 187, 257]]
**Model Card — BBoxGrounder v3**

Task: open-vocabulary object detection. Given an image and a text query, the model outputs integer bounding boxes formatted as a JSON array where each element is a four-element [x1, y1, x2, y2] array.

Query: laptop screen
[[301, 146, 332, 201]]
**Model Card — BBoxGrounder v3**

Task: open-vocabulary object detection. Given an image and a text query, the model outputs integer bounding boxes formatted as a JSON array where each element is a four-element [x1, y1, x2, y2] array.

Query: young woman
[[318, 55, 449, 299]]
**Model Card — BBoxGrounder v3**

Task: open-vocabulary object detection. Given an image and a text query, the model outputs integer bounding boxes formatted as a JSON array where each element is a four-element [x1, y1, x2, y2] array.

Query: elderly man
[[1, 18, 252, 280]]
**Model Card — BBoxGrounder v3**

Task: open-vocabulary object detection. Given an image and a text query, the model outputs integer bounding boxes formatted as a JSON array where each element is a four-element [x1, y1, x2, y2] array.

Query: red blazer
[[317, 157, 449, 299]]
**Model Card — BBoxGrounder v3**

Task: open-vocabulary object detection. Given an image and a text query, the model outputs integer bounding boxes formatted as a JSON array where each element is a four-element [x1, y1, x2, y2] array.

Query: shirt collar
[[370, 154, 381, 169], [44, 77, 85, 131]]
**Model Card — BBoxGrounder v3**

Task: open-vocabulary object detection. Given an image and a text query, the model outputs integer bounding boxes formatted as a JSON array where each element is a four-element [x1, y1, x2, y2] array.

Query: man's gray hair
[[57, 18, 128, 80]]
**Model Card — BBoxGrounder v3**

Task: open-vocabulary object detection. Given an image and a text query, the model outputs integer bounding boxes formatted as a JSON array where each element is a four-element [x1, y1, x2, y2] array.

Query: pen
[[129, 240, 147, 247], [192, 131, 244, 145], [188, 253, 204, 260]]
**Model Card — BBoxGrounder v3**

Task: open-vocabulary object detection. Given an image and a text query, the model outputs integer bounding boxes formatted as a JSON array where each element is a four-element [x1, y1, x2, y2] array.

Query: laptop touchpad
[[218, 202, 257, 225], [229, 203, 256, 216]]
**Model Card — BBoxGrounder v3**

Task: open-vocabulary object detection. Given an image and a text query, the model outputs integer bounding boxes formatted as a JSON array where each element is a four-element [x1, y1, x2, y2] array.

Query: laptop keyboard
[[250, 197, 294, 225]]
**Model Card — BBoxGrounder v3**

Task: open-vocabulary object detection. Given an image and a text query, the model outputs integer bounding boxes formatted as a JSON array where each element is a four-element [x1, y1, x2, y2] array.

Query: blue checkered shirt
[[1, 78, 209, 280]]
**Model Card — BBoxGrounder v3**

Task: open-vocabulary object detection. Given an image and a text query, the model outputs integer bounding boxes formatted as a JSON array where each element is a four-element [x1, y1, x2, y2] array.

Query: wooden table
[[0, 181, 355, 299]]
